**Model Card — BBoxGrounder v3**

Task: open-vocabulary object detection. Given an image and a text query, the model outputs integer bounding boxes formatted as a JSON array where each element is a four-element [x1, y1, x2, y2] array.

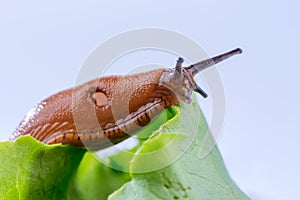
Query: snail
[[10, 48, 242, 150]]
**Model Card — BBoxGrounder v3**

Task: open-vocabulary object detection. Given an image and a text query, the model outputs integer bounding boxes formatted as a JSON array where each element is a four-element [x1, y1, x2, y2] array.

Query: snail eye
[[91, 91, 108, 107]]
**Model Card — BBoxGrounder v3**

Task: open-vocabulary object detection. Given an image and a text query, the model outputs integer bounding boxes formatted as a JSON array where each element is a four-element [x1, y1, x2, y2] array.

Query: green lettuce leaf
[[0, 136, 86, 200], [67, 153, 131, 200], [0, 98, 249, 200], [109, 102, 250, 199]]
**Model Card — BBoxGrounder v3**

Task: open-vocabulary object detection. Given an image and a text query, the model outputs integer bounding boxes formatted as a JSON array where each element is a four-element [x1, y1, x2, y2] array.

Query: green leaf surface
[[109, 102, 250, 200], [0, 97, 249, 200], [67, 153, 131, 200], [0, 136, 86, 200]]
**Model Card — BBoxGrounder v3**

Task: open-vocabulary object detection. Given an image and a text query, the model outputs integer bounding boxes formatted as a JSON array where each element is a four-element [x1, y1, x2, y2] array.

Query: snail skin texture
[[10, 48, 242, 150]]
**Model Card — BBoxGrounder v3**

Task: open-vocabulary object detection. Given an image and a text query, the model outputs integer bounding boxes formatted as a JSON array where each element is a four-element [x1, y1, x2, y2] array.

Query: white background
[[0, 1, 299, 199]]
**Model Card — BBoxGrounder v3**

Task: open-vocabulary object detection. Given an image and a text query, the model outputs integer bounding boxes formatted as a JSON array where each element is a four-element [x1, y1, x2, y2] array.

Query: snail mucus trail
[[10, 48, 242, 150]]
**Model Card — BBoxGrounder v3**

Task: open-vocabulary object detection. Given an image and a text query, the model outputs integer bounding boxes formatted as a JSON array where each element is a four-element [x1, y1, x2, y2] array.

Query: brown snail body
[[10, 48, 242, 150]]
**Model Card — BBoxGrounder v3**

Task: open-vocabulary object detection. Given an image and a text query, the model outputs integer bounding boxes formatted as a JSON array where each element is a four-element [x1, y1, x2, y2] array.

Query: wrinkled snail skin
[[10, 48, 242, 150]]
